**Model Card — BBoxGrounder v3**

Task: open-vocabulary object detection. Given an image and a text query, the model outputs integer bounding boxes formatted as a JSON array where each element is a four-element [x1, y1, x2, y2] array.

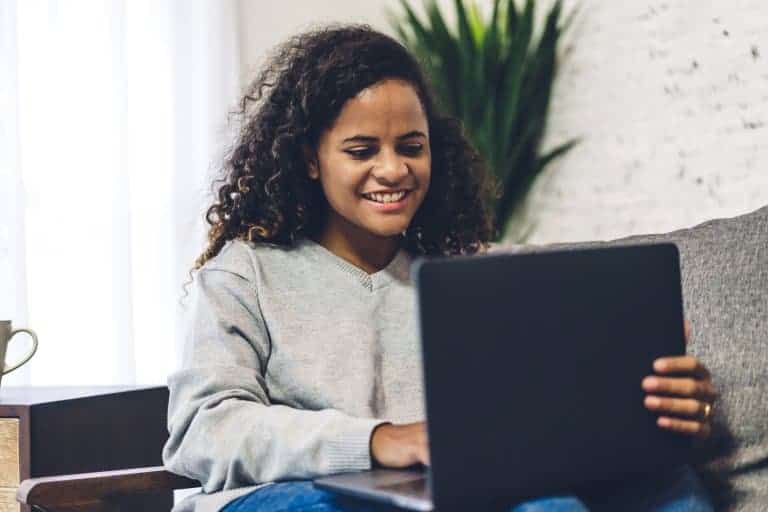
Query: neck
[[312, 214, 401, 275]]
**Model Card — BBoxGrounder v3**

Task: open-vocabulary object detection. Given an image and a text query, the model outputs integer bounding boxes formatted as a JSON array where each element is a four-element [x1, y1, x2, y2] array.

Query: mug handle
[[3, 328, 39, 375]]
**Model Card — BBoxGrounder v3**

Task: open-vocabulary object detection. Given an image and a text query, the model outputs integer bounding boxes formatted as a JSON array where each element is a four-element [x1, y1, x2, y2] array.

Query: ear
[[303, 145, 319, 180]]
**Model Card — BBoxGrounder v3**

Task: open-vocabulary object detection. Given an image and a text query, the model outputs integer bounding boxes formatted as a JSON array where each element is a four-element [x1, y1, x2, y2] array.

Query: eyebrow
[[341, 130, 427, 144]]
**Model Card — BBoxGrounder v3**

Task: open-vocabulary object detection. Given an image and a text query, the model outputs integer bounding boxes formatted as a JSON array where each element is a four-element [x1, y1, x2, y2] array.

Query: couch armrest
[[17, 466, 199, 511]]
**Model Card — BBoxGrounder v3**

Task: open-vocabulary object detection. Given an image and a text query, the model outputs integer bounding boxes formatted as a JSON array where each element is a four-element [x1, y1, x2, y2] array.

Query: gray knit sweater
[[163, 238, 425, 512]]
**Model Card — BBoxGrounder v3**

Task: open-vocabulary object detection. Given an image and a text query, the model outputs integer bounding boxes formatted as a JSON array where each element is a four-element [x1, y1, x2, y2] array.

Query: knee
[[508, 495, 590, 512], [223, 481, 339, 512]]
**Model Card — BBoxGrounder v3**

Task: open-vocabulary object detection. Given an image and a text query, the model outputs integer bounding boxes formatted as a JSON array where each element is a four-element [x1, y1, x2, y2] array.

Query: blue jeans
[[220, 465, 713, 512]]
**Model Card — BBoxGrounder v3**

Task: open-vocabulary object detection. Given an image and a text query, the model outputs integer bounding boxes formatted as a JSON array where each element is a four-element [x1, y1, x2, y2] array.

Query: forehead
[[328, 79, 428, 138]]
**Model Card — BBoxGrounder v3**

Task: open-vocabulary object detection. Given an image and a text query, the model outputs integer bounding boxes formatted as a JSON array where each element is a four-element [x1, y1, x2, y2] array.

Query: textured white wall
[[237, 0, 393, 88], [236, 0, 768, 243], [527, 0, 768, 243]]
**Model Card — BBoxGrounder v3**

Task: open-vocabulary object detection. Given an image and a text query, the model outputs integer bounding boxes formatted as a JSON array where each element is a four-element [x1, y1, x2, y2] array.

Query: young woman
[[163, 25, 718, 512]]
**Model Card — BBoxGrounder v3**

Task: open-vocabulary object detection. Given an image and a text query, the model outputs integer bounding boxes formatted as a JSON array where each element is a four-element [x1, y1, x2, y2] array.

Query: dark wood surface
[[0, 386, 180, 512], [17, 466, 199, 511]]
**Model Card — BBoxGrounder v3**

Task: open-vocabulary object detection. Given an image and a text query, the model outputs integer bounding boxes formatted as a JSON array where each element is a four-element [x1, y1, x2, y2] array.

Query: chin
[[363, 220, 412, 239], [368, 227, 408, 239]]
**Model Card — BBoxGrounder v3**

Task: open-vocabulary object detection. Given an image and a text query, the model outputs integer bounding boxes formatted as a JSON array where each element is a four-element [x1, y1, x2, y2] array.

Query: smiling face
[[307, 79, 431, 248]]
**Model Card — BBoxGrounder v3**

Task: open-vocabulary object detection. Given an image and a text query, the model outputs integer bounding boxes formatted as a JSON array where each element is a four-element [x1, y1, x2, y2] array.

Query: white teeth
[[364, 191, 407, 203]]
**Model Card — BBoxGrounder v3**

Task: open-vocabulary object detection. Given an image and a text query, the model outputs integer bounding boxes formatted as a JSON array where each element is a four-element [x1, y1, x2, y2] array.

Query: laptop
[[314, 243, 692, 511]]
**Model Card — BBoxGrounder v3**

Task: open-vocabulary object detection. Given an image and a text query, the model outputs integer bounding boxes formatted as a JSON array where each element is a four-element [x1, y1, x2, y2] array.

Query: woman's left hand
[[642, 321, 718, 438]]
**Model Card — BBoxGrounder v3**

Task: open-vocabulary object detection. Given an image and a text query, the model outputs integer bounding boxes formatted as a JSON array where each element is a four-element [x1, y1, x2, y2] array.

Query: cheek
[[418, 158, 431, 191], [318, 162, 364, 204]]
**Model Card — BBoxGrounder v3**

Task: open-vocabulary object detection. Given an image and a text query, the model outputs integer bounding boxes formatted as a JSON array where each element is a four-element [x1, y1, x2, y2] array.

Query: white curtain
[[0, 0, 242, 386]]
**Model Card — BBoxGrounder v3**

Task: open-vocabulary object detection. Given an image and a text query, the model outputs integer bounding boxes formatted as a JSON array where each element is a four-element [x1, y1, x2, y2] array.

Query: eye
[[399, 143, 424, 156], [345, 147, 376, 159]]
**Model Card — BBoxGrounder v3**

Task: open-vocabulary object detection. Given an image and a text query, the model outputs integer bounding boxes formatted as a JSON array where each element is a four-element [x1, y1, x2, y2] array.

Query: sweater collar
[[299, 238, 411, 291]]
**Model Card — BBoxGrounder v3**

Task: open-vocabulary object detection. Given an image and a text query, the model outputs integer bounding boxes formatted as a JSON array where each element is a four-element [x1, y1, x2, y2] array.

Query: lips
[[361, 190, 411, 204]]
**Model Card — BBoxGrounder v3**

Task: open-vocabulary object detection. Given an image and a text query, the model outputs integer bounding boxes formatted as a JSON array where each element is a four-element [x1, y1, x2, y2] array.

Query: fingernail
[[658, 417, 671, 427], [643, 377, 658, 389], [653, 360, 666, 371], [646, 396, 661, 407]]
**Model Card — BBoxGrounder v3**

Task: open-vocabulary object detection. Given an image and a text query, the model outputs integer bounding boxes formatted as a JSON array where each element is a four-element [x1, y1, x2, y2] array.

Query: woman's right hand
[[370, 421, 430, 468]]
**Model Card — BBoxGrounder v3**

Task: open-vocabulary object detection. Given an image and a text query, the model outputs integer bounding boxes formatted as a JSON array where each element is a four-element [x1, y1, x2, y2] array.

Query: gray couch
[[497, 204, 767, 511]]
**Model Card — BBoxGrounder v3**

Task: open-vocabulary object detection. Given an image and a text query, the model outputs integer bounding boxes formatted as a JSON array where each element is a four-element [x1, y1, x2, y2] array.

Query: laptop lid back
[[413, 243, 692, 510]]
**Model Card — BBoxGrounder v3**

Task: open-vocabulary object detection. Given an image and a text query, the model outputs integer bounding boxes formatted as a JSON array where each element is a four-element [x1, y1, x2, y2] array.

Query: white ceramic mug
[[0, 320, 38, 388]]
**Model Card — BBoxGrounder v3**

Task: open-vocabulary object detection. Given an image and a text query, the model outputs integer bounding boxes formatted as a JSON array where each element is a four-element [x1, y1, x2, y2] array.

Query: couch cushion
[[493, 204, 768, 475]]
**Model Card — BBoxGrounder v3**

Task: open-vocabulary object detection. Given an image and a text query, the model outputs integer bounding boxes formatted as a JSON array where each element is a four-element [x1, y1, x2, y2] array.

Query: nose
[[373, 148, 409, 186]]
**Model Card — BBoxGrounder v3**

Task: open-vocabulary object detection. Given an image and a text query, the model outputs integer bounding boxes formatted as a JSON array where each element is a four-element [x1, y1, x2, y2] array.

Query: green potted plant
[[390, 0, 578, 240]]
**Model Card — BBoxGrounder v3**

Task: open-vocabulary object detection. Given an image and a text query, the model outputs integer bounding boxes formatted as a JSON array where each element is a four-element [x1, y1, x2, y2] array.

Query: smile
[[361, 190, 410, 204]]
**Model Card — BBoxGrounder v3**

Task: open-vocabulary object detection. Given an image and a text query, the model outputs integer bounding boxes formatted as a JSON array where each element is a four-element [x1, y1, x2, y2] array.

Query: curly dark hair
[[195, 24, 497, 270]]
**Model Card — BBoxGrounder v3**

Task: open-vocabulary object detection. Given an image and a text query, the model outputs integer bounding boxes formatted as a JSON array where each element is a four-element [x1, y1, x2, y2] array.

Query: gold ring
[[702, 402, 712, 421]]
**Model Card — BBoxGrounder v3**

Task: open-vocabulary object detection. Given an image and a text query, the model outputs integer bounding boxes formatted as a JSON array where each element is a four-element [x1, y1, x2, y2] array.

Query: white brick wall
[[524, 0, 768, 243]]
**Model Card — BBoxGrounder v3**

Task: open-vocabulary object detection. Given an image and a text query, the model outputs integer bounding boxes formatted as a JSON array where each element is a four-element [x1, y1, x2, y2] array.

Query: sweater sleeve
[[162, 267, 387, 493]]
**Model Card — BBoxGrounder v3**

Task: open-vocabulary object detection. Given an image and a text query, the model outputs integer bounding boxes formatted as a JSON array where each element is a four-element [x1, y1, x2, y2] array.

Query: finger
[[684, 320, 692, 345], [653, 356, 711, 379], [657, 416, 711, 439], [642, 376, 716, 400], [419, 447, 431, 466], [644, 376, 718, 402], [644, 395, 707, 418]]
